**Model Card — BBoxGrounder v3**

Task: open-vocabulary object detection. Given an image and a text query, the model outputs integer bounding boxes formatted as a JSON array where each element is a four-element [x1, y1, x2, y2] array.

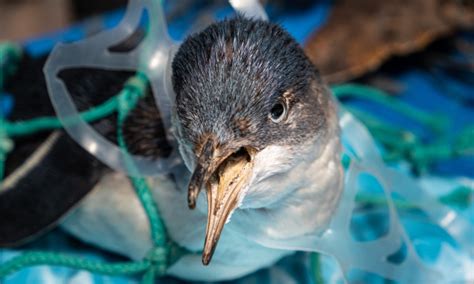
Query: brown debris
[[304, 0, 474, 84]]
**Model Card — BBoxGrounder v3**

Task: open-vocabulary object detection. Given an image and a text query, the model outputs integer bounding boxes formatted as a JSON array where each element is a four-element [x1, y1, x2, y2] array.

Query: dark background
[[0, 0, 126, 41]]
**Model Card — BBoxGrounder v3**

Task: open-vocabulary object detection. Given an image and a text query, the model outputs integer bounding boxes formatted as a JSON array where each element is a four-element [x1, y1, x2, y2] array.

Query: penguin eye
[[269, 101, 287, 123]]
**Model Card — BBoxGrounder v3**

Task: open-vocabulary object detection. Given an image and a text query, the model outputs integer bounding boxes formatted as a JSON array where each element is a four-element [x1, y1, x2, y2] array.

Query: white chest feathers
[[153, 135, 344, 280]]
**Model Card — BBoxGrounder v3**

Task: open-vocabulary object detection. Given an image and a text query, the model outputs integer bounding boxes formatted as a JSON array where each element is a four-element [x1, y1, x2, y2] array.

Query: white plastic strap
[[45, 0, 268, 176]]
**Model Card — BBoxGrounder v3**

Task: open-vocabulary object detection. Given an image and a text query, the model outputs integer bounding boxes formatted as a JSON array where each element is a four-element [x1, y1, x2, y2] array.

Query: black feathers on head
[[172, 17, 329, 150]]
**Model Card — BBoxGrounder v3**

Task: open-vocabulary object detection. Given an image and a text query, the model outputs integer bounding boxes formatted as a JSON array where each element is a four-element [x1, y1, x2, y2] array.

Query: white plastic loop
[[44, 1, 179, 176], [229, 0, 269, 20], [45, 0, 268, 177]]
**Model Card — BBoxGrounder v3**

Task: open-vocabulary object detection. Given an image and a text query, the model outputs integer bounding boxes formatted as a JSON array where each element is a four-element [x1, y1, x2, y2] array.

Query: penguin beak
[[187, 138, 255, 265]]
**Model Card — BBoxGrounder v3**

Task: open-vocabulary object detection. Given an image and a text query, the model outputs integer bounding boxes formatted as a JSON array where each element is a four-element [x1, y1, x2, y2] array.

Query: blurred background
[[0, 0, 127, 41]]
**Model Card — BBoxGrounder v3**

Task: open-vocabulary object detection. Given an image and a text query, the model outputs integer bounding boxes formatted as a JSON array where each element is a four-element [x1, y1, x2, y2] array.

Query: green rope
[[0, 42, 22, 90], [0, 100, 115, 181], [0, 252, 150, 277], [332, 84, 448, 133], [0, 42, 22, 180], [0, 76, 126, 179], [0, 123, 12, 180], [116, 73, 167, 248], [115, 73, 174, 282], [4, 97, 119, 137], [438, 186, 472, 210], [310, 253, 325, 284], [333, 84, 474, 174], [355, 185, 472, 210], [455, 125, 474, 156]]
